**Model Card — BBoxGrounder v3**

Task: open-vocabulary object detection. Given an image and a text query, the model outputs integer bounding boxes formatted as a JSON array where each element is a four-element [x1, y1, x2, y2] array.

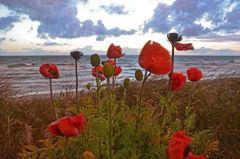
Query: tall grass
[[0, 75, 240, 158]]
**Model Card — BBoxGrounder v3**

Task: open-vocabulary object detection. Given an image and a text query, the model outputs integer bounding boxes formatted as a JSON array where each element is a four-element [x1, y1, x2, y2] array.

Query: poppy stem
[[49, 78, 57, 119], [168, 44, 175, 91], [75, 60, 80, 111], [112, 58, 117, 89], [64, 137, 69, 159], [95, 71, 102, 158], [133, 70, 150, 145], [107, 77, 112, 159]]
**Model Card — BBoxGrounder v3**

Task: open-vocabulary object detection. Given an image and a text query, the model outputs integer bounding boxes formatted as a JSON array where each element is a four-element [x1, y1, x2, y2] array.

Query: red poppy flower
[[167, 130, 192, 159], [174, 42, 194, 51], [114, 66, 122, 76], [171, 72, 186, 91], [91, 65, 105, 81], [139, 40, 172, 75], [107, 43, 124, 59], [48, 113, 86, 137], [39, 64, 60, 79], [188, 153, 207, 159], [187, 67, 203, 82]]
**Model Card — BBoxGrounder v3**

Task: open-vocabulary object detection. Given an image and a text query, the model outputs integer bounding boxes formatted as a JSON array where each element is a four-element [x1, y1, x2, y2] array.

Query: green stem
[[107, 77, 112, 159], [96, 72, 102, 159], [75, 60, 79, 111], [49, 78, 57, 119], [112, 58, 117, 89], [168, 44, 175, 91], [64, 137, 69, 159], [133, 70, 150, 144]]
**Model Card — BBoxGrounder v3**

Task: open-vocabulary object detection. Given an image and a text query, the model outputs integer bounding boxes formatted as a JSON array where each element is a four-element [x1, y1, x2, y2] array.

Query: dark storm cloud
[[0, 0, 135, 39], [0, 15, 19, 31], [101, 4, 129, 15], [144, 0, 240, 37]]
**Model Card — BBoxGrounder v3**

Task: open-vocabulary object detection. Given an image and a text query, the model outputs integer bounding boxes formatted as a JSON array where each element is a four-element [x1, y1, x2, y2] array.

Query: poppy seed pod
[[123, 78, 130, 88], [103, 63, 114, 78], [167, 33, 182, 44], [90, 54, 100, 67], [135, 69, 143, 81], [70, 51, 83, 61]]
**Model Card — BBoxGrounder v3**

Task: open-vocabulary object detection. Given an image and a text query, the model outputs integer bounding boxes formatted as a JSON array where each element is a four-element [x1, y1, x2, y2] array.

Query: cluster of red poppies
[[91, 43, 123, 81], [167, 131, 207, 159], [38, 36, 205, 158], [138, 40, 203, 91]]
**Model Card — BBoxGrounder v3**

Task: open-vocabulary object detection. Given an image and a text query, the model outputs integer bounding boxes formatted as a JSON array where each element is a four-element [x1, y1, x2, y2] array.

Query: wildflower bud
[[82, 150, 95, 159], [123, 78, 130, 88], [167, 33, 182, 44], [90, 54, 100, 67], [135, 69, 143, 81], [86, 83, 92, 90], [103, 63, 114, 78], [70, 51, 83, 61]]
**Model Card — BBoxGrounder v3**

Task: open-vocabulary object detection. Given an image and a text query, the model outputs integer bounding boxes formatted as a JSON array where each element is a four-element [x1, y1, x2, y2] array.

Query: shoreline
[[14, 76, 240, 98]]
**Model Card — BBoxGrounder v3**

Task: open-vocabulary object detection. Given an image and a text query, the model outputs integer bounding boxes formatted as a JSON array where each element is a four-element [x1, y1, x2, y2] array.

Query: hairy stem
[[49, 78, 57, 119], [168, 44, 175, 91], [75, 60, 79, 111], [133, 70, 150, 144], [107, 77, 112, 159]]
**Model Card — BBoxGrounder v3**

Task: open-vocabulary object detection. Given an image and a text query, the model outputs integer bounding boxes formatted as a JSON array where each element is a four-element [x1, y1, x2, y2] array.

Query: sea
[[0, 55, 240, 96]]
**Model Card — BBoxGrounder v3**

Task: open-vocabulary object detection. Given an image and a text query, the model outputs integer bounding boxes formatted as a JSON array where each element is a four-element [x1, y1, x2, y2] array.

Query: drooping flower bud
[[135, 69, 143, 81], [86, 83, 92, 90], [167, 33, 182, 44], [90, 54, 100, 67], [123, 78, 130, 88], [70, 51, 83, 61], [103, 63, 114, 78]]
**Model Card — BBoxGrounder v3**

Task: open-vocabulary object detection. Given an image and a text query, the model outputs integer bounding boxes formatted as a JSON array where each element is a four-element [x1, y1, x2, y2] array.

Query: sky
[[0, 0, 240, 56]]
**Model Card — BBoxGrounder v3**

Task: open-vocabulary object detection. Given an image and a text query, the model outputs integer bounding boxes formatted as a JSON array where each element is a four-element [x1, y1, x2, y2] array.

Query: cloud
[[42, 42, 69, 46], [0, 15, 19, 31], [0, 0, 135, 39], [0, 37, 6, 43], [101, 4, 129, 15], [144, 0, 240, 37]]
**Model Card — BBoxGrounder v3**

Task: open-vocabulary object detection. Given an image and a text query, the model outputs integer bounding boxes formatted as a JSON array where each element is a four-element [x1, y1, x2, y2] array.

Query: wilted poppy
[[167, 33, 182, 44], [187, 67, 203, 82], [171, 72, 186, 91], [70, 51, 83, 61], [167, 130, 192, 159], [139, 40, 172, 75], [107, 43, 124, 59], [114, 66, 122, 76], [39, 64, 60, 79], [91, 65, 105, 81], [48, 113, 86, 137], [174, 42, 194, 51]]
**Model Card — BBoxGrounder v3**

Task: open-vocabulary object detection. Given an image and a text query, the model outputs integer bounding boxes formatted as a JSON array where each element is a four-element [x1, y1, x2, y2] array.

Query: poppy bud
[[82, 150, 95, 159], [86, 83, 92, 90], [90, 54, 100, 67], [70, 51, 83, 61], [103, 63, 114, 78], [123, 78, 130, 88], [135, 69, 143, 81], [167, 33, 182, 44]]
